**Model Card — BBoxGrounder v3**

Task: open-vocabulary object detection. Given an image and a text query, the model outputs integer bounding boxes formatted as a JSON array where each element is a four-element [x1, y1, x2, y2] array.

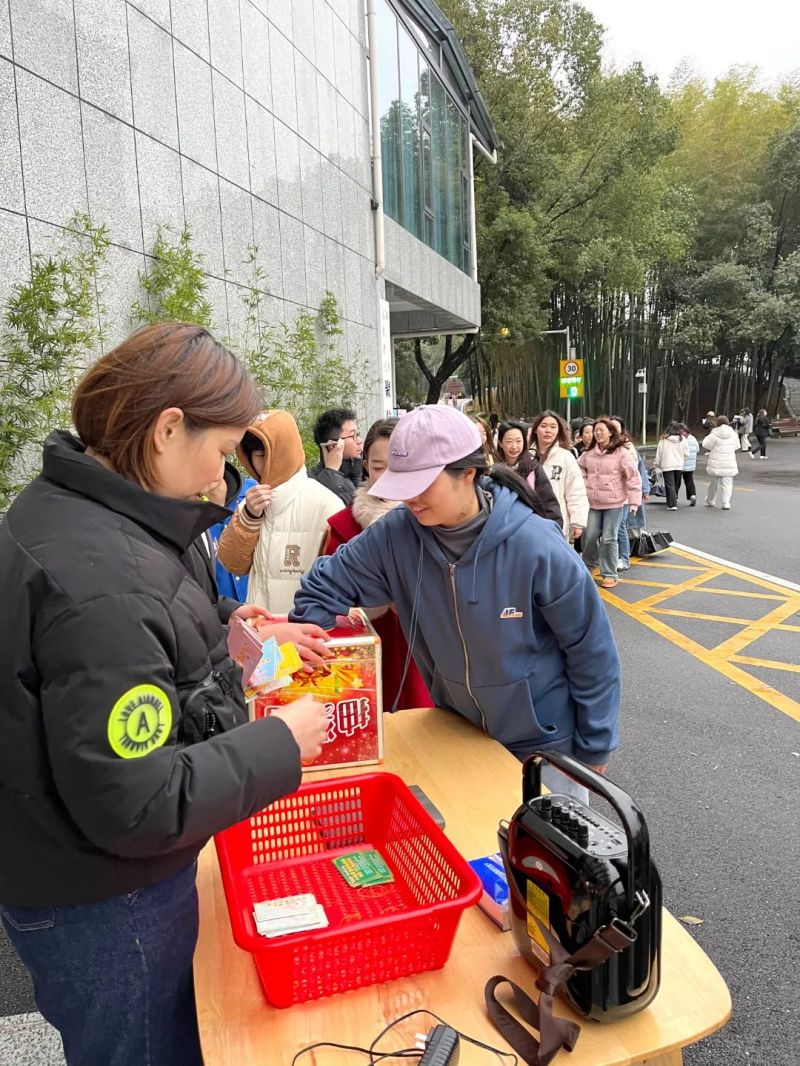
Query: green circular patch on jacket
[[107, 684, 172, 759]]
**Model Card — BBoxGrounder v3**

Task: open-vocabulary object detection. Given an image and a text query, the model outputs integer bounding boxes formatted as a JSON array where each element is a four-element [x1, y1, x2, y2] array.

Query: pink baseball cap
[[369, 405, 482, 501]]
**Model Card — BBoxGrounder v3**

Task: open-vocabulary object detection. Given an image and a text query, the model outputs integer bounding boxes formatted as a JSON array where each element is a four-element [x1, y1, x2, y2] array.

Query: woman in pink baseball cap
[[291, 405, 622, 792]]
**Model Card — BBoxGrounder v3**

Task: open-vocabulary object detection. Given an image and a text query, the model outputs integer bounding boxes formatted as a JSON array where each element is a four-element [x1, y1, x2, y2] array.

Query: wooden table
[[195, 709, 731, 1065]]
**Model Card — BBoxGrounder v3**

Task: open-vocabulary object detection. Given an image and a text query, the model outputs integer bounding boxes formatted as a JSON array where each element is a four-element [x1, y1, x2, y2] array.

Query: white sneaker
[[760, 455, 767, 460], [667, 506, 677, 511], [748, 453, 755, 459], [704, 500, 714, 507], [722, 505, 731, 510]]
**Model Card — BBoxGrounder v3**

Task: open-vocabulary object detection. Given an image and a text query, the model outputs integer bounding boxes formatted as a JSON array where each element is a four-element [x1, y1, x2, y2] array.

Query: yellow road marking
[[630, 561, 707, 572], [730, 656, 800, 675], [604, 588, 800, 723], [691, 587, 787, 602], [628, 568, 725, 611], [649, 608, 756, 625], [711, 598, 800, 658], [616, 579, 677, 589], [670, 547, 795, 595], [603, 545, 800, 724]]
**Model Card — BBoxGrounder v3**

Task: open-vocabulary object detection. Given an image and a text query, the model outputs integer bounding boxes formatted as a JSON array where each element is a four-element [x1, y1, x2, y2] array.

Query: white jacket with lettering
[[534, 445, 590, 537], [219, 469, 341, 614]]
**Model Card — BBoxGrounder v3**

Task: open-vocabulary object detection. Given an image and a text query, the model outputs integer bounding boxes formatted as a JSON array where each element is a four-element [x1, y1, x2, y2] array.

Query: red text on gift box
[[253, 617, 384, 772]]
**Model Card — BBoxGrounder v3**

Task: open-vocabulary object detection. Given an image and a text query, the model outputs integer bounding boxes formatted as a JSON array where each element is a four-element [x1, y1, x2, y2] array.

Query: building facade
[[0, 0, 497, 421]]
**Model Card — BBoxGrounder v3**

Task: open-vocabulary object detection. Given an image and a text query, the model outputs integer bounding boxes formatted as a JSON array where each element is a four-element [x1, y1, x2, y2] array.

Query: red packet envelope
[[227, 617, 263, 685], [252, 610, 384, 772]]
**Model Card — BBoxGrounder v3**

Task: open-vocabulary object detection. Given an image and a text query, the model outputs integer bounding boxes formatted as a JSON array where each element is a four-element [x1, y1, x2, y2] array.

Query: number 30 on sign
[[559, 358, 584, 399]]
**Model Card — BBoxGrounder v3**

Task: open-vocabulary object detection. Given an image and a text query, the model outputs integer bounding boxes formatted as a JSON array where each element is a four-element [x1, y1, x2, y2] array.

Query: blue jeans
[[0, 862, 203, 1066], [617, 506, 630, 567], [582, 506, 625, 579]]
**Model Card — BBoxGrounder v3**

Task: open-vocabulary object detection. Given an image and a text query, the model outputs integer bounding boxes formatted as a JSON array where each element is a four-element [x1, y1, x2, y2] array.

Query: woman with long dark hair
[[578, 417, 642, 588], [529, 410, 589, 542], [291, 406, 621, 789], [496, 420, 529, 469]]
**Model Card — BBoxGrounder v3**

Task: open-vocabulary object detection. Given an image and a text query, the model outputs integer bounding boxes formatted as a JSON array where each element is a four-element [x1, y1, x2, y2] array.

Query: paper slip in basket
[[253, 894, 317, 923], [256, 904, 329, 938], [253, 894, 328, 938]]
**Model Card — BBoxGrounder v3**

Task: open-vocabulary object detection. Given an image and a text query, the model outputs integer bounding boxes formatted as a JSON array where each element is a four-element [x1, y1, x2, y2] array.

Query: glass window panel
[[408, 20, 439, 65], [398, 26, 421, 239], [421, 128, 432, 212], [375, 2, 472, 273], [430, 75, 448, 259], [461, 172, 471, 273], [377, 0, 401, 224], [446, 96, 462, 266]]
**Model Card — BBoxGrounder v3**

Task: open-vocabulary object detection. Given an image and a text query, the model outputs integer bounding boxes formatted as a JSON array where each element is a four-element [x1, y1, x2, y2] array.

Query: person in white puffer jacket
[[701, 416, 739, 510], [217, 411, 341, 612], [654, 422, 689, 510], [529, 410, 589, 542]]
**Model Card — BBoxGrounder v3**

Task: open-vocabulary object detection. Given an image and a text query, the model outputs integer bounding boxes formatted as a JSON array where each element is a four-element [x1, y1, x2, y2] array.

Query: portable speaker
[[498, 751, 661, 1022]]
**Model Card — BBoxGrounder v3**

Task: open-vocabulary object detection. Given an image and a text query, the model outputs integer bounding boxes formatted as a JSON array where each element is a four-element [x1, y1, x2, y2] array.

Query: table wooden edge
[[195, 707, 732, 1065]]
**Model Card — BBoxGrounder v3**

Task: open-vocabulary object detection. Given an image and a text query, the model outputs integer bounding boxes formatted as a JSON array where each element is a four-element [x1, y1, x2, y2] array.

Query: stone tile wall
[[0, 0, 380, 417]]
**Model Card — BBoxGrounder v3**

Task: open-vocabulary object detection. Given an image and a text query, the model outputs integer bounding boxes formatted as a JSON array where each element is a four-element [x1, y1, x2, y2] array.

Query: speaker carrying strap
[[485, 914, 636, 1066]]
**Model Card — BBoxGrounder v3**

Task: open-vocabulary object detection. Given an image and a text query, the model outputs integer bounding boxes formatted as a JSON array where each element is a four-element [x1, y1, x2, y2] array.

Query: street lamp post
[[542, 327, 573, 422], [635, 368, 647, 445]]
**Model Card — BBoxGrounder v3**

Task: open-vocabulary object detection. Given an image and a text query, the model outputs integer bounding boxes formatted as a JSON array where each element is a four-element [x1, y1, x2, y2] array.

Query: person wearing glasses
[[309, 408, 364, 505]]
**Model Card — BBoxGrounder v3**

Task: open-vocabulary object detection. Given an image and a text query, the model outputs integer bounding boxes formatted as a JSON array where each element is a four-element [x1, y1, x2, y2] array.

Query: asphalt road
[[0, 439, 798, 1064], [610, 435, 800, 1065], [643, 434, 800, 582]]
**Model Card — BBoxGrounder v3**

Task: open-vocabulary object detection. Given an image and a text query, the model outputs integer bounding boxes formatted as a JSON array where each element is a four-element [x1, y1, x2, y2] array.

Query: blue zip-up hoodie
[[209, 475, 258, 603], [291, 482, 620, 765]]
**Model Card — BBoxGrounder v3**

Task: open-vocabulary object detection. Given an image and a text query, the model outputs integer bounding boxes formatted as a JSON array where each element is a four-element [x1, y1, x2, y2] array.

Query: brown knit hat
[[236, 410, 306, 487]]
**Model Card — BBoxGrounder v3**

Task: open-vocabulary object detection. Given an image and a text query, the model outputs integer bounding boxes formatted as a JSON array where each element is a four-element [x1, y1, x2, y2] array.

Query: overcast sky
[[580, 0, 800, 87]]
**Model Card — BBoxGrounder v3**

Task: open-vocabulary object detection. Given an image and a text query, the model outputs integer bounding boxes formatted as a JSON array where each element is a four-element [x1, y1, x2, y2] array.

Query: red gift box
[[252, 612, 384, 772]]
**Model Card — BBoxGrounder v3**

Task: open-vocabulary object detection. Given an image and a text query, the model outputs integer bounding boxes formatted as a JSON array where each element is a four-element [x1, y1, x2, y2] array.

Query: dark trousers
[[751, 435, 768, 457], [680, 471, 696, 499], [662, 469, 681, 508], [0, 862, 203, 1066]]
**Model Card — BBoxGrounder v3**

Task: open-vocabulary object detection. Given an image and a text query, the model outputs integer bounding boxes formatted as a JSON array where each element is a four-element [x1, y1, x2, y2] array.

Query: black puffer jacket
[[0, 432, 301, 906], [309, 455, 363, 506]]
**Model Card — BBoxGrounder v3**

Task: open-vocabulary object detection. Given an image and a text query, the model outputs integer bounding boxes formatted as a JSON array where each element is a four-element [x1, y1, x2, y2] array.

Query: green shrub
[[0, 214, 109, 512]]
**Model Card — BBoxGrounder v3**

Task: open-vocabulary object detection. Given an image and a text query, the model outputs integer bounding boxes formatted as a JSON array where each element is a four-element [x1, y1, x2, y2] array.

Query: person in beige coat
[[216, 411, 340, 614]]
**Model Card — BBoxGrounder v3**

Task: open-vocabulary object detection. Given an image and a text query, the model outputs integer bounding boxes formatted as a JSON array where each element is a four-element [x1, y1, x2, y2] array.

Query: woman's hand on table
[[270, 696, 328, 762]]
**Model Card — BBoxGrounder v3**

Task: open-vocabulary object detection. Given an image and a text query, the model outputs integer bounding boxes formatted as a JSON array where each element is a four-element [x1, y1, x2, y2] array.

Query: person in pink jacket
[[578, 418, 643, 588]]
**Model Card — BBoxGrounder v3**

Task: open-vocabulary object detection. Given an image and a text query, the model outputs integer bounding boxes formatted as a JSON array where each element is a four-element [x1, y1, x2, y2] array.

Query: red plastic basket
[[214, 772, 482, 1007]]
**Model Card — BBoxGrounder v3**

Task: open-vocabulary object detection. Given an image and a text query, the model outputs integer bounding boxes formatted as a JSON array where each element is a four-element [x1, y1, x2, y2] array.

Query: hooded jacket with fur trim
[[216, 412, 340, 614]]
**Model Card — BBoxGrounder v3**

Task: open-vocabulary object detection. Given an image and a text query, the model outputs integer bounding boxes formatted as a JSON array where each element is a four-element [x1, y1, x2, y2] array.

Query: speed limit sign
[[559, 358, 584, 398]]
